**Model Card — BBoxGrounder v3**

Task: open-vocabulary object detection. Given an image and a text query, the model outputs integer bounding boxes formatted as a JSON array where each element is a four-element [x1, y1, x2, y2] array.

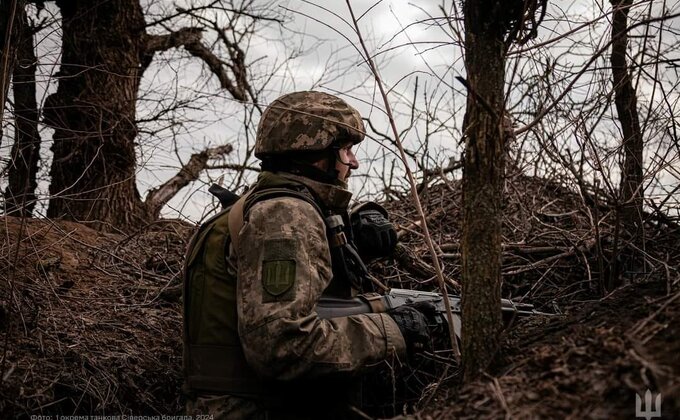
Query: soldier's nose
[[348, 152, 359, 170]]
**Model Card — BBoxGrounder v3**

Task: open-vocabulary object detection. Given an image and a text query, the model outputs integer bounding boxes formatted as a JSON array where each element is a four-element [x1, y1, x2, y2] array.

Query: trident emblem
[[635, 389, 661, 420]]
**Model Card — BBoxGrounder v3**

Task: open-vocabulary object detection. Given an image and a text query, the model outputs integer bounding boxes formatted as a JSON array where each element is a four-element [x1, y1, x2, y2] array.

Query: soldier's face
[[335, 144, 359, 182]]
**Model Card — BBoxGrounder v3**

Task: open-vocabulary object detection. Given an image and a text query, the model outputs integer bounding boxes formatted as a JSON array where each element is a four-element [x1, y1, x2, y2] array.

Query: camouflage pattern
[[233, 172, 406, 381], [254, 91, 365, 158]]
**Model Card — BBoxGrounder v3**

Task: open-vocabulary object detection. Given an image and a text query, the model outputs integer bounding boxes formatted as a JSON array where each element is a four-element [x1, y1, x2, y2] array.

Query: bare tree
[[461, 0, 546, 380], [41, 0, 263, 231], [0, 0, 23, 144], [610, 0, 644, 236], [4, 2, 40, 216]]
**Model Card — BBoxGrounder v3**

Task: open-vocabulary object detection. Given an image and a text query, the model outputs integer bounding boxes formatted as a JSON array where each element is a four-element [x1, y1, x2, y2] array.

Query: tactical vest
[[182, 173, 367, 397]]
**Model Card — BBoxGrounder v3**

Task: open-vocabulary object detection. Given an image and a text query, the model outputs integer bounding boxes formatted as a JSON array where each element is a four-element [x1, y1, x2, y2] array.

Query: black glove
[[387, 304, 434, 358], [350, 202, 397, 261]]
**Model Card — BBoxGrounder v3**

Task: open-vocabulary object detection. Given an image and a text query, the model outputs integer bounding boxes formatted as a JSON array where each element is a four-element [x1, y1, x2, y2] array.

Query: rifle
[[316, 288, 552, 341]]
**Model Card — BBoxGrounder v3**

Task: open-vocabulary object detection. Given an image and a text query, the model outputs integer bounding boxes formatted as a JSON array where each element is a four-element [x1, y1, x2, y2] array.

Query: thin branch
[[143, 27, 204, 54], [142, 27, 246, 101], [144, 144, 233, 219], [345, 0, 461, 361], [144, 3, 283, 29], [0, 0, 19, 127], [515, 10, 680, 137]]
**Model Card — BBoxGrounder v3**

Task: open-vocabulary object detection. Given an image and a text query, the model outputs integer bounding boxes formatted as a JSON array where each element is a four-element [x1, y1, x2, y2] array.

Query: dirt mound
[[377, 174, 680, 418], [1, 174, 679, 418], [381, 174, 679, 305], [0, 217, 191, 416], [421, 282, 680, 418]]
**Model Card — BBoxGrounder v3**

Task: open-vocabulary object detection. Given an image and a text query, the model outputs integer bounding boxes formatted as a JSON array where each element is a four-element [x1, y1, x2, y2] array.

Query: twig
[[502, 239, 597, 276], [486, 374, 512, 419], [629, 289, 680, 337], [0, 0, 18, 122], [144, 144, 233, 218], [345, 0, 461, 361]]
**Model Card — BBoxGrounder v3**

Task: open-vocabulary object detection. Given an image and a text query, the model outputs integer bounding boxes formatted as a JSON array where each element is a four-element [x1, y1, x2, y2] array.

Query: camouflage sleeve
[[236, 197, 406, 381]]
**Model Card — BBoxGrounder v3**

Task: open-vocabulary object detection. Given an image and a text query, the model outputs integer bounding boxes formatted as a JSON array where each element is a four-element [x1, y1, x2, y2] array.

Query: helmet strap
[[324, 147, 340, 182]]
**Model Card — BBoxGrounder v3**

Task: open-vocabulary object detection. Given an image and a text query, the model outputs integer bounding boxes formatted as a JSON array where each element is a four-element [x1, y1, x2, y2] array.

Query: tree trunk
[[1, 0, 22, 147], [43, 0, 147, 231], [611, 0, 644, 236], [5, 4, 40, 216], [461, 0, 507, 381]]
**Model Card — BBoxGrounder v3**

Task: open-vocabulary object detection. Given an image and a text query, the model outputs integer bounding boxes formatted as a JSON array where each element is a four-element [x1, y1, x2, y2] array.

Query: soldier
[[183, 91, 433, 419]]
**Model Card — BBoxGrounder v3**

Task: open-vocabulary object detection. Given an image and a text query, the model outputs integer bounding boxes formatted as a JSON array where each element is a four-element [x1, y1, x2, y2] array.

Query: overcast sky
[[2, 0, 679, 221], [151, 0, 679, 221], [141, 0, 473, 220]]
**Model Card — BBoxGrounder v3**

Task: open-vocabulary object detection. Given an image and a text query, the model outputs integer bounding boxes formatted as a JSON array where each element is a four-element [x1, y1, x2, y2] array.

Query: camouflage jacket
[[233, 171, 407, 381]]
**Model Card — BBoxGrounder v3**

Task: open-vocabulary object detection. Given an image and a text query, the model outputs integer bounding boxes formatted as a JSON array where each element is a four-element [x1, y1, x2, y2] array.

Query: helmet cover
[[255, 91, 365, 158]]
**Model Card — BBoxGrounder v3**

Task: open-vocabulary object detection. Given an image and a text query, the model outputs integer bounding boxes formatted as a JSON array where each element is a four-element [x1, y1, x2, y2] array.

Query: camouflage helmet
[[255, 91, 365, 158]]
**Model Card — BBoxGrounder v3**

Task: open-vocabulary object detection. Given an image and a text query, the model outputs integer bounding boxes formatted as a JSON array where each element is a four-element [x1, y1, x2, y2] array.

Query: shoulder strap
[[227, 187, 325, 251], [227, 192, 250, 252]]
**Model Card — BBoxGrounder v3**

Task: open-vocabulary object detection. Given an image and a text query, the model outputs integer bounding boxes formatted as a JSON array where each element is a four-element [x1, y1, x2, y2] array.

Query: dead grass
[[1, 172, 678, 417]]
